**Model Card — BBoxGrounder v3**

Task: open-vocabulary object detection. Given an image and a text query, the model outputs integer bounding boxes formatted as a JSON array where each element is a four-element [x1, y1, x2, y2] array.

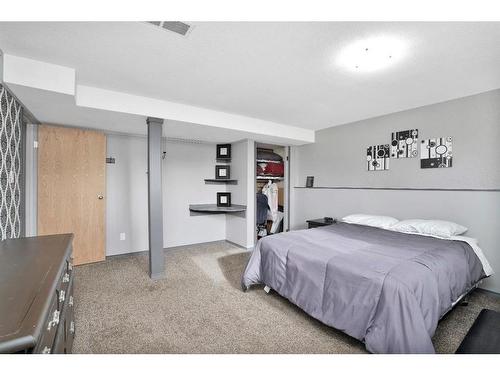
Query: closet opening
[[255, 143, 289, 242]]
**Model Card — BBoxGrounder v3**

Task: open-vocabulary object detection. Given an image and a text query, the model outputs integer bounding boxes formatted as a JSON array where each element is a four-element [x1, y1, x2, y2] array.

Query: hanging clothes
[[262, 181, 284, 234], [270, 211, 284, 234], [262, 181, 278, 223], [256, 192, 269, 237], [256, 193, 269, 226]]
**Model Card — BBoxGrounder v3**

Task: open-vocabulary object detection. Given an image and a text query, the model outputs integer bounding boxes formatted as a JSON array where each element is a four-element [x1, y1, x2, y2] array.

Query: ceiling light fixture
[[337, 36, 407, 73]]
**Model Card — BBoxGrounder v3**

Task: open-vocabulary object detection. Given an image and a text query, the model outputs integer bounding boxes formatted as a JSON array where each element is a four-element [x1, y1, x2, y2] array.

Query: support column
[[147, 117, 165, 279]]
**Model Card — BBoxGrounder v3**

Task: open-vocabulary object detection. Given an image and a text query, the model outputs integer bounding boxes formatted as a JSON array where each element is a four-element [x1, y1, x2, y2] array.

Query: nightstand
[[306, 218, 336, 229]]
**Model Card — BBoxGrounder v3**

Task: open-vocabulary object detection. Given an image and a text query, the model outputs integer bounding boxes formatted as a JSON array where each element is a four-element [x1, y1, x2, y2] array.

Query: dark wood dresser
[[0, 234, 75, 354]]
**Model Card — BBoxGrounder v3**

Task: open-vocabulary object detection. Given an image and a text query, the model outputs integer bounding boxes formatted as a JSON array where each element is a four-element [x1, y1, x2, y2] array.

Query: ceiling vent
[[147, 21, 192, 36]]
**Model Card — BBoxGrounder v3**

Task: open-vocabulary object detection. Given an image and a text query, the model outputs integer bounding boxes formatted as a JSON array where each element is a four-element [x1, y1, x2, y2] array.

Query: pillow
[[390, 219, 467, 238], [341, 214, 399, 229]]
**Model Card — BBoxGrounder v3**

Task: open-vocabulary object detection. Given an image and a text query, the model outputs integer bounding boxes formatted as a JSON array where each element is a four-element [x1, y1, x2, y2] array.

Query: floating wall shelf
[[204, 179, 238, 185], [256, 159, 283, 164], [189, 204, 246, 215], [256, 176, 284, 181]]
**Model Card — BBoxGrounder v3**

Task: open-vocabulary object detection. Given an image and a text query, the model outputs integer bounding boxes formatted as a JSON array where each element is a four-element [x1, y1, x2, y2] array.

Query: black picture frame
[[306, 176, 314, 188], [215, 165, 230, 179], [217, 192, 231, 207], [216, 144, 231, 160]]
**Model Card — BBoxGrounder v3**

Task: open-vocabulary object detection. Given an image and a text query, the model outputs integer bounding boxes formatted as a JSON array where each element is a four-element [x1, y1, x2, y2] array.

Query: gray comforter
[[242, 222, 485, 353]]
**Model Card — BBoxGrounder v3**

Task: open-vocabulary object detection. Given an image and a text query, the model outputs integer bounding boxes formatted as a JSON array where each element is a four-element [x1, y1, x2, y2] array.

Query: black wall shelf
[[256, 176, 284, 181], [256, 159, 282, 164], [189, 204, 246, 215], [194, 144, 242, 215], [204, 179, 238, 185]]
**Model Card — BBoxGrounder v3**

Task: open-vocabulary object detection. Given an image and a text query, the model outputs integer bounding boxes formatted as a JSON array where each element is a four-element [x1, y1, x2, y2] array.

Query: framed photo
[[306, 176, 314, 188], [217, 192, 231, 207], [216, 144, 231, 160], [215, 165, 230, 179]]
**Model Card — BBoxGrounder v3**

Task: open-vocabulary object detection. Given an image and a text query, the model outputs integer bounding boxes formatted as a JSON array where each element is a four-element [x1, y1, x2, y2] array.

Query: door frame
[[254, 142, 290, 245], [24, 123, 38, 237]]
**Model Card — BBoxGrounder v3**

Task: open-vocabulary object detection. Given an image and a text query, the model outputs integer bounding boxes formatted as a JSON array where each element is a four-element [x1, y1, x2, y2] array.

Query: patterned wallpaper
[[0, 84, 23, 240]]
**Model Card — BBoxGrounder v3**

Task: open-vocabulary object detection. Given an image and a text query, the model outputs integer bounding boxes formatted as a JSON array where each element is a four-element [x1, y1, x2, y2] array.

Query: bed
[[241, 222, 492, 353]]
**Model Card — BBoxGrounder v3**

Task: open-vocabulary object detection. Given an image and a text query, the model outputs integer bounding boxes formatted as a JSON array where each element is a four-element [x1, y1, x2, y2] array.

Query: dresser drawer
[[64, 277, 75, 353], [33, 293, 60, 354], [66, 257, 74, 276], [58, 264, 72, 294], [53, 256, 72, 308], [52, 313, 66, 354], [64, 312, 75, 353], [34, 255, 73, 354]]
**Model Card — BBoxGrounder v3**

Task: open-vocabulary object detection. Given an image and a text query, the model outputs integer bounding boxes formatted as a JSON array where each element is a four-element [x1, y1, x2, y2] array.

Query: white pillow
[[341, 214, 399, 229], [390, 219, 467, 238]]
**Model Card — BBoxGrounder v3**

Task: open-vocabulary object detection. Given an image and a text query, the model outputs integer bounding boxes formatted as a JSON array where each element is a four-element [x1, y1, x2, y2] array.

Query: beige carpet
[[73, 241, 500, 354]]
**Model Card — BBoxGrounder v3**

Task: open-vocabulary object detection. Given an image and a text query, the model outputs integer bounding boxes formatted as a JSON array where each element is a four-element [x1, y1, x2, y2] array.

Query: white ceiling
[[1, 22, 500, 137], [9, 84, 295, 144]]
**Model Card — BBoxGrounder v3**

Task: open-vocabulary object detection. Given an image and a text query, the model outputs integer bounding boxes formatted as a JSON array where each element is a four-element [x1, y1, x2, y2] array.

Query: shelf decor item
[[306, 176, 314, 188], [217, 192, 231, 207], [216, 144, 231, 160], [215, 165, 230, 179]]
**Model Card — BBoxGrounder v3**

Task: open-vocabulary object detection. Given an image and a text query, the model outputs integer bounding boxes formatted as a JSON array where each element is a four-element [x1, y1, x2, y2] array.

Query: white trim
[[0, 53, 3, 84], [3, 54, 75, 95], [1, 54, 314, 144], [24, 124, 38, 236], [76, 85, 314, 144]]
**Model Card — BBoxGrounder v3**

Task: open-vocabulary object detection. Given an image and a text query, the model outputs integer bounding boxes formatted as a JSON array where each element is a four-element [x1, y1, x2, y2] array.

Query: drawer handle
[[59, 290, 66, 303], [41, 346, 51, 354], [62, 273, 70, 283], [70, 321, 75, 335], [47, 310, 60, 331], [69, 295, 74, 307]]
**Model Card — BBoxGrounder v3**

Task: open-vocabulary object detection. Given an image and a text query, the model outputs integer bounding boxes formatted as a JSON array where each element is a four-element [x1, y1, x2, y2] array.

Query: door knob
[[98, 195, 104, 200]]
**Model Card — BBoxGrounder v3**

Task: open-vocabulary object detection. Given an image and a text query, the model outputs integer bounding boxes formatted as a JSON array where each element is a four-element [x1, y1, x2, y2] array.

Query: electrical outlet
[[120, 233, 126, 241]]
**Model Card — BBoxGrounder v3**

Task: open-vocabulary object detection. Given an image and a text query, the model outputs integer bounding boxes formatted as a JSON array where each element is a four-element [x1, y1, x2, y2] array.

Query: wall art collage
[[366, 129, 453, 171]]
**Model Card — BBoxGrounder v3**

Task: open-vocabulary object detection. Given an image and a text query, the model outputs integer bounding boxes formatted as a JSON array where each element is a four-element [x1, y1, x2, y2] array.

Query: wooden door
[[38, 125, 106, 265]]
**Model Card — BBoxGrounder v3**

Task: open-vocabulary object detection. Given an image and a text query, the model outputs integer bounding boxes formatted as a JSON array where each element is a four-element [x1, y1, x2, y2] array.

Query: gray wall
[[290, 89, 500, 293], [226, 139, 255, 248], [106, 134, 227, 256]]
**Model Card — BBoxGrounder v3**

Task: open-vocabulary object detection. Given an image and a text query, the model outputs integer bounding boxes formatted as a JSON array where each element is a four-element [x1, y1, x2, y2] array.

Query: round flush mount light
[[337, 36, 407, 73]]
